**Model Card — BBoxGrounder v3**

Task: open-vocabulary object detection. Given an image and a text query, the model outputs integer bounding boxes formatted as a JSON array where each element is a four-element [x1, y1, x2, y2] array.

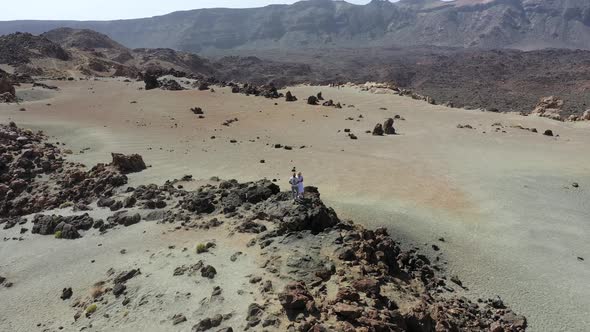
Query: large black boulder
[[144, 73, 160, 90], [307, 96, 319, 105]]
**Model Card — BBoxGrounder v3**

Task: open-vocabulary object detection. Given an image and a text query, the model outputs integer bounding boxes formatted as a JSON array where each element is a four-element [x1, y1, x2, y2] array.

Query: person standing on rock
[[289, 173, 300, 202], [297, 172, 304, 199]]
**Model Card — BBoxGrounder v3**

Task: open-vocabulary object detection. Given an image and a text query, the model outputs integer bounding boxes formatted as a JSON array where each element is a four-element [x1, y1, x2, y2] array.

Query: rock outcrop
[[0, 76, 16, 103], [531, 96, 564, 121], [0, 123, 130, 216]]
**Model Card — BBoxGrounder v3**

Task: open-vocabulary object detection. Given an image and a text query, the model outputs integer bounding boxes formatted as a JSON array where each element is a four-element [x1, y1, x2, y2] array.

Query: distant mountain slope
[[0, 28, 314, 86], [3, 27, 590, 117], [1, 0, 590, 51], [0, 32, 69, 65], [42, 28, 127, 51]]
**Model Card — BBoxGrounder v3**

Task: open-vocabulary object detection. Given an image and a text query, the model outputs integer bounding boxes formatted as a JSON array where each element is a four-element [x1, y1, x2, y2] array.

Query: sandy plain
[[0, 78, 589, 331]]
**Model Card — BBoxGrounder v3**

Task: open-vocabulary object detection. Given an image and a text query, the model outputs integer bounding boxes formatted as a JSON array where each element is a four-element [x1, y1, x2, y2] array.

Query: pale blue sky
[[0, 0, 381, 21]]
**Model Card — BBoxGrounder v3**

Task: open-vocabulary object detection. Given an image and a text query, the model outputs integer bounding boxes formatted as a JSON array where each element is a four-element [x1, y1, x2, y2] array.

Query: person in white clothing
[[297, 172, 304, 199], [289, 173, 299, 201]]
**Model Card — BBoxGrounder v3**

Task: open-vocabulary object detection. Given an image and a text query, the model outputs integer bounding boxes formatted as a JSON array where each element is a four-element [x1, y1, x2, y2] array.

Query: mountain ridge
[[1, 0, 590, 52]]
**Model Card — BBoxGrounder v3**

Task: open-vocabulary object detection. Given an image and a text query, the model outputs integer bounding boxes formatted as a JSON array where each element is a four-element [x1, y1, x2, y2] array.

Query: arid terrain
[[4, 27, 590, 117], [0, 78, 588, 331], [1, 1, 590, 331]]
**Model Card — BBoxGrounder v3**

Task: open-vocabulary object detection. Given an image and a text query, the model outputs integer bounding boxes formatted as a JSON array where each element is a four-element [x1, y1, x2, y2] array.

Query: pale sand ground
[[0, 205, 272, 332], [1, 79, 589, 331]]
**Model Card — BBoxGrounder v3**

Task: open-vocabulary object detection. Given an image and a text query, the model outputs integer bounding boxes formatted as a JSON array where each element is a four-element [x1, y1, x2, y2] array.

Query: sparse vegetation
[[54, 230, 62, 239], [196, 243, 208, 254], [86, 304, 97, 314]]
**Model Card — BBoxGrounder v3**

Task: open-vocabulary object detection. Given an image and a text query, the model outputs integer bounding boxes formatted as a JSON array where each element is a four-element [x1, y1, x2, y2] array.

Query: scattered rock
[[450, 275, 463, 287], [112, 283, 126, 297], [383, 118, 396, 135], [246, 303, 264, 327], [172, 314, 187, 325], [457, 124, 474, 129], [114, 269, 140, 284], [278, 282, 316, 314], [201, 265, 217, 279], [60, 287, 73, 300], [372, 123, 384, 136], [285, 91, 297, 102]]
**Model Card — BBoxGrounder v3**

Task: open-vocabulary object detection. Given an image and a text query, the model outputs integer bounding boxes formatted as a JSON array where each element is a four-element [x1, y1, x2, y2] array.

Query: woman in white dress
[[297, 172, 304, 198]]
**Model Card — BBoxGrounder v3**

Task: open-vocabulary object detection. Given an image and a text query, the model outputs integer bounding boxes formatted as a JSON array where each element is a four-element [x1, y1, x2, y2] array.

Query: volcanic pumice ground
[[0, 78, 589, 332]]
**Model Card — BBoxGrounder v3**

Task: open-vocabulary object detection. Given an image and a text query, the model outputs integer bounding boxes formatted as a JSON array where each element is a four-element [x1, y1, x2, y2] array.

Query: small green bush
[[86, 304, 98, 314], [54, 231, 62, 239], [59, 201, 74, 208], [196, 243, 207, 254]]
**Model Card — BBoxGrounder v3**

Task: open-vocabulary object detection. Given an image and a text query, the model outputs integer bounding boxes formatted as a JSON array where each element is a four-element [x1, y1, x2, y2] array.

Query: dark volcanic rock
[[97, 197, 115, 208], [191, 107, 204, 115], [285, 91, 297, 102], [278, 281, 317, 314], [112, 283, 126, 297], [246, 303, 264, 327], [114, 269, 140, 284], [307, 96, 319, 105], [372, 123, 384, 136], [109, 213, 141, 227], [55, 221, 81, 239], [383, 118, 396, 135], [256, 189, 339, 235], [31, 214, 94, 239], [160, 78, 184, 91], [182, 192, 215, 214], [144, 73, 160, 90], [201, 265, 217, 279], [111, 153, 146, 174], [61, 287, 73, 300]]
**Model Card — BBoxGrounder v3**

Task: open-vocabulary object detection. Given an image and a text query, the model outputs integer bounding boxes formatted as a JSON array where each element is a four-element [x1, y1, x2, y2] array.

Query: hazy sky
[[0, 0, 378, 21]]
